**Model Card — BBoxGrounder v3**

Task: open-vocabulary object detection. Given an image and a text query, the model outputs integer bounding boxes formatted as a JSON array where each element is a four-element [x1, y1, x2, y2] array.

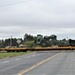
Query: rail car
[[0, 48, 27, 52], [0, 46, 75, 52]]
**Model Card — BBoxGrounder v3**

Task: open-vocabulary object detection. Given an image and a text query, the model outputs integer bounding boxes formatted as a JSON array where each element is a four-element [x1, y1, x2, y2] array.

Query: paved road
[[0, 51, 60, 75], [1, 50, 75, 75], [23, 50, 75, 75]]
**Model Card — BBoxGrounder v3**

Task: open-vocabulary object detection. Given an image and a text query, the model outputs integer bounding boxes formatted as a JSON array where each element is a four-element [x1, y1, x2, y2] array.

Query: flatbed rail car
[[0, 48, 27, 52], [0, 46, 75, 52], [33, 46, 75, 51]]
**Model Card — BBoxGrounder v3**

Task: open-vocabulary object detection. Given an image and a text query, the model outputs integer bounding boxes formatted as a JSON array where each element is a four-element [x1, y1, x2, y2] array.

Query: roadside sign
[[17, 39, 21, 44]]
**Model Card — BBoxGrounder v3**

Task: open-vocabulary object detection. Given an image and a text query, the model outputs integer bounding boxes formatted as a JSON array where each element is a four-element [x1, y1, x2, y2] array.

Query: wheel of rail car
[[16, 50, 20, 52], [40, 39, 49, 47], [7, 50, 11, 52], [12, 50, 15, 52], [23, 50, 27, 52]]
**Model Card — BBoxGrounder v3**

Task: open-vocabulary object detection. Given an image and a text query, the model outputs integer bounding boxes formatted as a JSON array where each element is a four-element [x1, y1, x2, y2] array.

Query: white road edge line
[[25, 56, 30, 58], [32, 55, 36, 56], [15, 58, 22, 60], [2, 61, 10, 63]]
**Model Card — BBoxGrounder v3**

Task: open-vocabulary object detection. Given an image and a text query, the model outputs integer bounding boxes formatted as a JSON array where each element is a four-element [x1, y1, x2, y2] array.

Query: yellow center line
[[17, 51, 64, 75]]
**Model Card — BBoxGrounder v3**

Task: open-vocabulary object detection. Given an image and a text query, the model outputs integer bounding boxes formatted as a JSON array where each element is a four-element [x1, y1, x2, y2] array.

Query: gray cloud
[[0, 0, 75, 39]]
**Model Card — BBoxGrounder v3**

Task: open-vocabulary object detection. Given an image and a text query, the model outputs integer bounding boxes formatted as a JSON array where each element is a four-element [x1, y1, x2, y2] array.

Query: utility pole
[[10, 36, 12, 48]]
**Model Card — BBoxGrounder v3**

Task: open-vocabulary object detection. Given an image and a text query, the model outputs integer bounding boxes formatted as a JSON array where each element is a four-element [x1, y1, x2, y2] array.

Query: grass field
[[0, 51, 33, 59]]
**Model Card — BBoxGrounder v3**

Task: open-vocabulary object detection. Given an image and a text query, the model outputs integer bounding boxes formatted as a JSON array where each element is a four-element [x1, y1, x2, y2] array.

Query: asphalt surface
[[23, 50, 75, 75], [0, 51, 60, 75], [1, 50, 75, 75]]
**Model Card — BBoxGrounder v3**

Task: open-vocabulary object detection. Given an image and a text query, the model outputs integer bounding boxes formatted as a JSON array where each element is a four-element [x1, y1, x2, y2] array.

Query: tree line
[[0, 33, 35, 48], [0, 33, 74, 48]]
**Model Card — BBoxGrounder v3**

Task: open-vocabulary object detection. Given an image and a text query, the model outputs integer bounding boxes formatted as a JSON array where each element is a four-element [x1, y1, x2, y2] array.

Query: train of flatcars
[[0, 46, 75, 52]]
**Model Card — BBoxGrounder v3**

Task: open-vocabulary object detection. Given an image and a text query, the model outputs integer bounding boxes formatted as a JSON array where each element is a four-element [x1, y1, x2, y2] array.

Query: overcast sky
[[0, 0, 75, 39]]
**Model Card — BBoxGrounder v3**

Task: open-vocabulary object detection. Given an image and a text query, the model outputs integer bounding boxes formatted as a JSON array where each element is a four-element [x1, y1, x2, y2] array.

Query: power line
[[0, 0, 33, 7]]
